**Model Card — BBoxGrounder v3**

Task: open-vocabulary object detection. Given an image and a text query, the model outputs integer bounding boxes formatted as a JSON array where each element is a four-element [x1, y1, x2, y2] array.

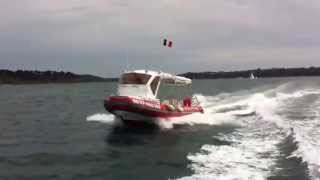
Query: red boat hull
[[104, 96, 203, 124]]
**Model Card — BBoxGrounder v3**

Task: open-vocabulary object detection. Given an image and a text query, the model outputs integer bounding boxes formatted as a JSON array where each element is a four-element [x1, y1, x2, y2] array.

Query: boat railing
[[162, 96, 200, 110]]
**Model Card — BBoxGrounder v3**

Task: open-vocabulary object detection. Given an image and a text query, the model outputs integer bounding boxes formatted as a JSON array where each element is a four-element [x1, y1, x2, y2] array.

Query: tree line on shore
[[0, 69, 116, 84], [179, 67, 320, 79], [1, 67, 320, 84]]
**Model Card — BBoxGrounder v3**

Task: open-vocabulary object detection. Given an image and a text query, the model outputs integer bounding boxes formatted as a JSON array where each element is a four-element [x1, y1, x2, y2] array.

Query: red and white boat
[[104, 70, 204, 125]]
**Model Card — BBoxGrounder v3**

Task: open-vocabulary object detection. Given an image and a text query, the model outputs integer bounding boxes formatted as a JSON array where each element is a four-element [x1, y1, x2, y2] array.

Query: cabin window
[[150, 76, 160, 95], [120, 73, 151, 85]]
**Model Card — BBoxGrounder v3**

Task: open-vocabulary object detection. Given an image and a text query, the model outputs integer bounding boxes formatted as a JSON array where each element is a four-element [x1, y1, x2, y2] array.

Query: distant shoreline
[[0, 70, 117, 85], [179, 67, 320, 79], [1, 67, 320, 85]]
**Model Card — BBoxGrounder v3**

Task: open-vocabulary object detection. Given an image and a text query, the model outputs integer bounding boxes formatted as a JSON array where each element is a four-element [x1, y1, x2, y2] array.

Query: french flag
[[163, 39, 173, 48]]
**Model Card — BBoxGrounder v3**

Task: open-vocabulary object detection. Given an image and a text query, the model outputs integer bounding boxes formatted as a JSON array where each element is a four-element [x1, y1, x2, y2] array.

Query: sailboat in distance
[[249, 72, 256, 79]]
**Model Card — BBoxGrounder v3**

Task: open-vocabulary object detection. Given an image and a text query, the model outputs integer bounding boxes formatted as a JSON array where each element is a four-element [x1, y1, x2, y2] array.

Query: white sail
[[249, 73, 255, 79]]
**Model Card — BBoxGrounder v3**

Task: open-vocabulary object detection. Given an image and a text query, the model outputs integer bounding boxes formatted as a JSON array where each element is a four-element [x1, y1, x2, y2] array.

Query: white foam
[[289, 126, 320, 179], [169, 92, 269, 127], [162, 91, 277, 129], [86, 113, 116, 124], [169, 87, 320, 130], [91, 87, 320, 179], [178, 131, 281, 180], [284, 98, 320, 179], [250, 89, 320, 179], [176, 91, 284, 179], [147, 93, 237, 129], [178, 87, 320, 180], [158, 93, 250, 129]]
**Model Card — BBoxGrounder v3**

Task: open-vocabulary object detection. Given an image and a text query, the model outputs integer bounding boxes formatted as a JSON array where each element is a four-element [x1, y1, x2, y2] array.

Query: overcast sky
[[1, 0, 320, 77]]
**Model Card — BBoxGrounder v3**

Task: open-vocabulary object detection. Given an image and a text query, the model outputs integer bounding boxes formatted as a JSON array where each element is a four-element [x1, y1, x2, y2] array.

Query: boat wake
[[177, 85, 320, 180], [87, 83, 320, 179]]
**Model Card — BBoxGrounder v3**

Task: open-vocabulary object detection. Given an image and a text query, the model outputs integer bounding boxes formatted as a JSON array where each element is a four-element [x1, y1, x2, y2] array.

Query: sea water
[[0, 77, 319, 180]]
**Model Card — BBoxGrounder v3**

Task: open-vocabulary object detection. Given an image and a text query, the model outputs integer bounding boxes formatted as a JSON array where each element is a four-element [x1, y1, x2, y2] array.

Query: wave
[[177, 86, 320, 179], [284, 96, 320, 179], [177, 93, 283, 179], [179, 136, 280, 180], [256, 89, 320, 179], [159, 93, 259, 129], [87, 84, 320, 179]]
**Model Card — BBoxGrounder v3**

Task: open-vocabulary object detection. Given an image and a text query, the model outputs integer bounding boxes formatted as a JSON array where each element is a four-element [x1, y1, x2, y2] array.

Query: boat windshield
[[157, 83, 192, 102], [150, 76, 160, 95], [120, 73, 151, 85]]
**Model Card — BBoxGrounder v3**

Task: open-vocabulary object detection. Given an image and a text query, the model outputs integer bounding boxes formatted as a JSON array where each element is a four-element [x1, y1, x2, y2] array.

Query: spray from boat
[[87, 82, 320, 179], [176, 86, 320, 180]]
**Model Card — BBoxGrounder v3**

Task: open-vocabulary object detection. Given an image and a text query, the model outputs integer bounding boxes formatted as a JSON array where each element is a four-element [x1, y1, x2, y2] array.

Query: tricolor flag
[[163, 39, 173, 48]]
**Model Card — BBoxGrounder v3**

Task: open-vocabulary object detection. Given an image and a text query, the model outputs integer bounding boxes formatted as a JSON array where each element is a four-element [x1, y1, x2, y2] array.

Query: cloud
[[1, 0, 320, 77]]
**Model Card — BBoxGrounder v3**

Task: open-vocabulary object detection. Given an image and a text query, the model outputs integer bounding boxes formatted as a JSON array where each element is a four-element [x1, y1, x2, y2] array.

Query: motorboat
[[104, 70, 204, 125]]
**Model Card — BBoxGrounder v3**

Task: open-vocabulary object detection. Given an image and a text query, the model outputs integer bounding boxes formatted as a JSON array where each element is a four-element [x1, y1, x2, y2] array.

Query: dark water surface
[[0, 78, 320, 180]]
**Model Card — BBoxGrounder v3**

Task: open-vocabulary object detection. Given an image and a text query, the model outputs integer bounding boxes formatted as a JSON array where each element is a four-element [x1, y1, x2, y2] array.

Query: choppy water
[[0, 77, 320, 180]]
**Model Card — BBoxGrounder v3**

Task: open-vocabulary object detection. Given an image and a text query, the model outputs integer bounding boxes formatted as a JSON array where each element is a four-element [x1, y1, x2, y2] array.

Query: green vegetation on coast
[[0, 70, 117, 84], [179, 67, 320, 79], [2, 66, 320, 84]]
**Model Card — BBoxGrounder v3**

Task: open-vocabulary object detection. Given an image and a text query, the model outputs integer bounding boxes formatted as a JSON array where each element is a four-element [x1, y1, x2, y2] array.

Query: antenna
[[125, 48, 130, 72]]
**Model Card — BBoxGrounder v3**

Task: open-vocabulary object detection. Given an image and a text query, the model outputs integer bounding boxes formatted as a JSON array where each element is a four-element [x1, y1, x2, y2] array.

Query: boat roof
[[122, 69, 192, 85]]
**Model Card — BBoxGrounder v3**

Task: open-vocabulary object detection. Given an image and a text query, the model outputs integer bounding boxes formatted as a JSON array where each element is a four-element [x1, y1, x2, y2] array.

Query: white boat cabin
[[118, 70, 191, 99]]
